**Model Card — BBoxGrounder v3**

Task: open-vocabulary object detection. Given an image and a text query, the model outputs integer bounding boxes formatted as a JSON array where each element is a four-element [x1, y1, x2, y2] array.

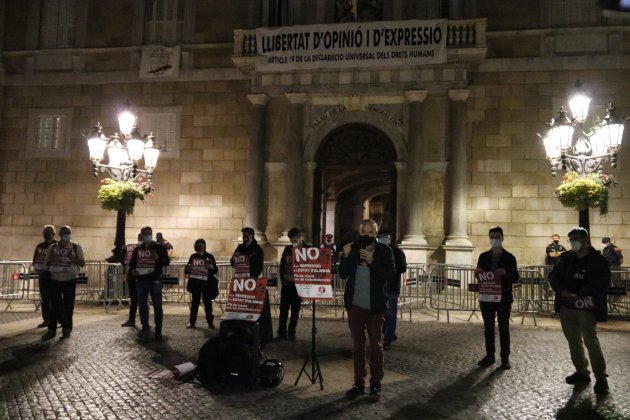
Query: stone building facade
[[0, 1, 628, 265]]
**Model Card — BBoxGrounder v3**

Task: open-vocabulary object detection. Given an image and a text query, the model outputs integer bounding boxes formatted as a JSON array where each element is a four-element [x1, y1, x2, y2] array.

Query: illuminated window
[[138, 106, 182, 159], [27, 109, 73, 158]]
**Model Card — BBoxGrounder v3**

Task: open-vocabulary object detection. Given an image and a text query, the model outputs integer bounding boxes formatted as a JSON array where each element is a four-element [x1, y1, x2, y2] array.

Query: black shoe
[[208, 322, 215, 329], [288, 335, 296, 342], [37, 322, 48, 328], [565, 372, 591, 384], [477, 355, 495, 367], [368, 384, 381, 403], [275, 334, 288, 341], [594, 379, 609, 394], [61, 329, 71, 339], [42, 330, 56, 341], [121, 320, 135, 327], [137, 328, 150, 338], [383, 342, 391, 351], [186, 323, 196, 329], [345, 383, 365, 400], [500, 357, 511, 370], [155, 332, 163, 341]]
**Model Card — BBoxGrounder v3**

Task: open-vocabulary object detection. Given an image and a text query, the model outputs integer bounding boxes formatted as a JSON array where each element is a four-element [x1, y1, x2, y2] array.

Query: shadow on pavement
[[392, 366, 506, 419], [556, 383, 625, 420]]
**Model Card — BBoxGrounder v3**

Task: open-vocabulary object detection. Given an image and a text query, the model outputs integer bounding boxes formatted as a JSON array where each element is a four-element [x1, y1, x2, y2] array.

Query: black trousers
[[127, 273, 138, 322], [278, 283, 302, 337], [189, 289, 214, 326], [38, 272, 52, 323], [258, 291, 273, 345], [480, 300, 512, 359], [48, 279, 77, 332]]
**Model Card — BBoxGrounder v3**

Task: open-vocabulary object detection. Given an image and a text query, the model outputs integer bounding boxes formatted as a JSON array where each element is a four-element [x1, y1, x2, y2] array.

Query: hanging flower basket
[[98, 178, 152, 215], [555, 171, 616, 215]]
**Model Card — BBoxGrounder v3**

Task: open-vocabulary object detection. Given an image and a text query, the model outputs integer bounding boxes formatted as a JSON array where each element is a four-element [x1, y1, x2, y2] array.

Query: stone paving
[[1, 303, 629, 420]]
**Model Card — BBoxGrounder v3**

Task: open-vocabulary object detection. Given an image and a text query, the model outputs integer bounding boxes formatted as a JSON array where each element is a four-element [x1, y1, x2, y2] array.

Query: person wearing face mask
[[121, 233, 143, 327], [277, 227, 307, 341], [545, 233, 567, 266], [32, 225, 57, 329], [42, 226, 85, 340], [549, 227, 611, 394], [377, 229, 407, 350], [129, 226, 171, 341], [475, 226, 519, 369], [320, 234, 338, 273], [184, 239, 219, 329], [230, 227, 272, 346], [340, 219, 396, 403]]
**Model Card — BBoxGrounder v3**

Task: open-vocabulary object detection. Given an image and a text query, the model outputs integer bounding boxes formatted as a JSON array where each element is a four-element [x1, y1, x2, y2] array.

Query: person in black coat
[[340, 219, 396, 403], [475, 226, 519, 370], [277, 227, 307, 341], [185, 239, 219, 329], [230, 227, 272, 346], [549, 227, 611, 394], [377, 229, 407, 350]]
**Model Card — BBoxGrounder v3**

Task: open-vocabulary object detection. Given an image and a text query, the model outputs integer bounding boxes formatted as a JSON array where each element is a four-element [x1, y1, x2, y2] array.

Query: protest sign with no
[[291, 247, 333, 300], [475, 270, 502, 303], [221, 277, 268, 321]]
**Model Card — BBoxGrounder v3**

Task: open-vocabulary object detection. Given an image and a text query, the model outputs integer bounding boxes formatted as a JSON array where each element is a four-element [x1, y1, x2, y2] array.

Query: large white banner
[[256, 19, 446, 72]]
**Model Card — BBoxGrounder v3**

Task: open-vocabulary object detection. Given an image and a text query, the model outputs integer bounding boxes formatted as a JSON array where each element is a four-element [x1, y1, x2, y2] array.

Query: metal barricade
[[399, 264, 430, 321], [0, 262, 29, 310], [428, 264, 477, 323], [608, 269, 630, 314], [161, 261, 188, 303], [514, 267, 547, 326]]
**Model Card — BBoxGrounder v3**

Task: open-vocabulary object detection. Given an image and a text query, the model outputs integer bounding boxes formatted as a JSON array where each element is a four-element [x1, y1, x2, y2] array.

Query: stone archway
[[312, 123, 398, 245]]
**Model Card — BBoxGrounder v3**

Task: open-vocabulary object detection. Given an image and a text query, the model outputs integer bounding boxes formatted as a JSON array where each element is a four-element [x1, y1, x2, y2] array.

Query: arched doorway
[[312, 123, 398, 246]]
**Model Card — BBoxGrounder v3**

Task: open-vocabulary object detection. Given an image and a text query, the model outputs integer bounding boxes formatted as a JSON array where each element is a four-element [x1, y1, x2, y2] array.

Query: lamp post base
[[106, 209, 127, 264], [578, 208, 590, 234]]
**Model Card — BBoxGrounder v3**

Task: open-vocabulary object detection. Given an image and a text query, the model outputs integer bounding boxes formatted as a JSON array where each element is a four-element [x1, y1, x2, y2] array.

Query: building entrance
[[312, 123, 398, 246]]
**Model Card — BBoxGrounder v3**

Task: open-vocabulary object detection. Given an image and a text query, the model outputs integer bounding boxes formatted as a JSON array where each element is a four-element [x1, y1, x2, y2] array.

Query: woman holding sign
[[185, 239, 219, 329], [475, 226, 519, 370]]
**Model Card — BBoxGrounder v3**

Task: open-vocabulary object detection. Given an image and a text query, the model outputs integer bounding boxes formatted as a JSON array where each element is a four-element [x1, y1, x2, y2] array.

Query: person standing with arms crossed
[[32, 225, 56, 328], [476, 226, 519, 369], [130, 226, 170, 341]]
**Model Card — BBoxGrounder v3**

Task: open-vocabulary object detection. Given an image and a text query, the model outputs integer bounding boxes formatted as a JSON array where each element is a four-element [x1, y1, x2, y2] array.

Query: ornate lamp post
[[540, 81, 626, 233], [86, 107, 160, 263]]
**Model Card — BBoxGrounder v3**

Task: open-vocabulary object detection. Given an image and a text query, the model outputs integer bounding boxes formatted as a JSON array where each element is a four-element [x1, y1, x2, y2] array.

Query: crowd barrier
[[1, 260, 628, 320]]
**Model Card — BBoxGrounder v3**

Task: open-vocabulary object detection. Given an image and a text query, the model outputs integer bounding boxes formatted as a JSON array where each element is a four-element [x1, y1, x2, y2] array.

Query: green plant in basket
[[555, 171, 616, 215], [98, 178, 153, 215]]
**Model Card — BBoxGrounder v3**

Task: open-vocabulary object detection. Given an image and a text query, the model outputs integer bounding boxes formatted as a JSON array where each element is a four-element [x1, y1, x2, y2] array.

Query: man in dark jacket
[[549, 227, 610, 394], [32, 225, 57, 328], [340, 219, 396, 403], [377, 229, 407, 350], [476, 226, 519, 370], [601, 237, 623, 268], [277, 227, 306, 341], [230, 227, 272, 345], [130, 226, 170, 341]]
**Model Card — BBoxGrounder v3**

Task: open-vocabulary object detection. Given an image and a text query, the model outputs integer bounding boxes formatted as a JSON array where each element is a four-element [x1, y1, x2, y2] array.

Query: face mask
[[143, 235, 153, 243], [195, 245, 205, 253], [490, 239, 501, 248], [359, 235, 375, 247], [570, 240, 582, 252], [242, 236, 250, 244], [377, 237, 390, 246], [61, 234, 71, 242], [553, 240, 559, 245], [291, 240, 301, 248]]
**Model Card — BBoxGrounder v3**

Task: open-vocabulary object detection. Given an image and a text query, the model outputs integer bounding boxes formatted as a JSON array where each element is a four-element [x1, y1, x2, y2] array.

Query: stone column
[[302, 161, 317, 243], [400, 90, 431, 263], [444, 89, 473, 264], [245, 94, 269, 243], [284, 93, 307, 231]]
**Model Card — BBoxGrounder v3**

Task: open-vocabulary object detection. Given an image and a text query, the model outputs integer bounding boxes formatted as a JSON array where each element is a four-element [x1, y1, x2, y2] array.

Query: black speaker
[[219, 320, 260, 384]]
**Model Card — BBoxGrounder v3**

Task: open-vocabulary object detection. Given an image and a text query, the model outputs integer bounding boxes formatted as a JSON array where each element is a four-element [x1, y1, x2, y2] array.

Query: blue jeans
[[136, 280, 163, 333], [383, 294, 398, 344]]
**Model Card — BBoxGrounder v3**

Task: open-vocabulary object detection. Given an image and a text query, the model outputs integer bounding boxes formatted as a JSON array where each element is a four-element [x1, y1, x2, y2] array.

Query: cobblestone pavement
[[1, 304, 629, 420]]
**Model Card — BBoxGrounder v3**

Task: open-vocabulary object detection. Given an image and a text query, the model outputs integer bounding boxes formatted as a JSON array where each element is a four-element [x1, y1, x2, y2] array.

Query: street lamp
[[540, 81, 626, 232], [86, 107, 160, 263]]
